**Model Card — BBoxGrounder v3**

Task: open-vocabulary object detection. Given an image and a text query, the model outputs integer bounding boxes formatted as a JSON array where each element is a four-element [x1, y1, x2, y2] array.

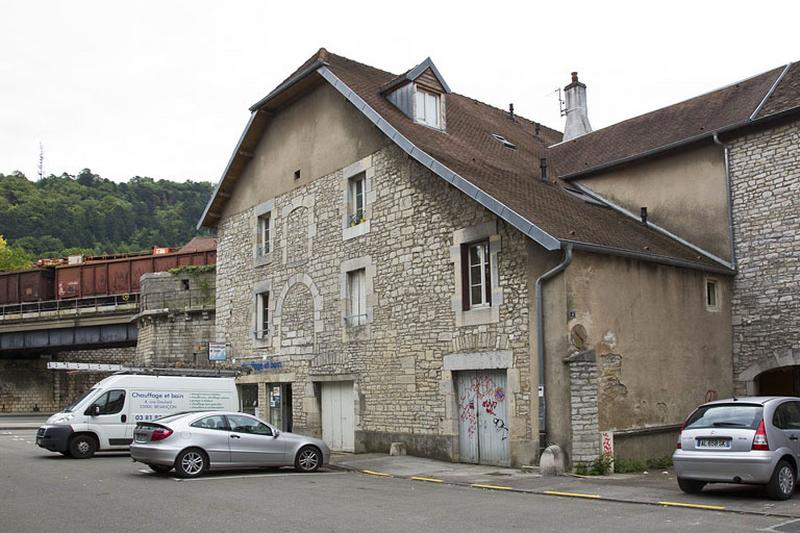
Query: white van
[[36, 374, 238, 458]]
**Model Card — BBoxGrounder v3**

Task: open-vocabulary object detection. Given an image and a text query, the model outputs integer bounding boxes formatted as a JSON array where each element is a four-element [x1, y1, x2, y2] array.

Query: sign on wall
[[208, 341, 227, 361]]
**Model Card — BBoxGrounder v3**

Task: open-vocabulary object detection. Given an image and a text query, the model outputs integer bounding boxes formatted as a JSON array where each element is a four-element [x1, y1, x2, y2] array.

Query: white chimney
[[563, 72, 592, 141]]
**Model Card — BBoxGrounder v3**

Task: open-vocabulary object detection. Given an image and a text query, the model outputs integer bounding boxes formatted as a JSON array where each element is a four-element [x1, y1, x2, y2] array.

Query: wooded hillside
[[0, 169, 214, 260]]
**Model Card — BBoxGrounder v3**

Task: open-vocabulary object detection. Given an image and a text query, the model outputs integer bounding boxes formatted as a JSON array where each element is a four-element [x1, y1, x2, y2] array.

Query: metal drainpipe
[[713, 133, 737, 270], [535, 243, 573, 442]]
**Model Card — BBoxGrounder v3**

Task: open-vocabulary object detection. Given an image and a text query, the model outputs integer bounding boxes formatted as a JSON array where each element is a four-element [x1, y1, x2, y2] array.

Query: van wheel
[[295, 446, 321, 472], [767, 460, 795, 500], [69, 435, 97, 459], [147, 464, 173, 474], [174, 448, 207, 478], [677, 477, 706, 494]]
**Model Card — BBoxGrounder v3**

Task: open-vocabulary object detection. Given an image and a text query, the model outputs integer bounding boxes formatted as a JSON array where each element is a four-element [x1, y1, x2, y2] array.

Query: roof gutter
[[564, 240, 735, 275], [713, 133, 737, 270], [535, 244, 573, 440]]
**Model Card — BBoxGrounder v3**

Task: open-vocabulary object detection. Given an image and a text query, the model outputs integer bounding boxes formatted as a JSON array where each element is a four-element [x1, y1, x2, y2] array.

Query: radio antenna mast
[[37, 142, 45, 180]]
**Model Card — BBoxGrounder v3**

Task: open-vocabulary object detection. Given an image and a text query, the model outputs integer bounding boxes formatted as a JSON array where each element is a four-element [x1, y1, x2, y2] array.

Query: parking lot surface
[[2, 429, 798, 532]]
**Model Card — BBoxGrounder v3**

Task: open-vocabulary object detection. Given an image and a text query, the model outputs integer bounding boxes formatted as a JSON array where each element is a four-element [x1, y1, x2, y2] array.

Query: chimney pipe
[[509, 103, 515, 121], [534, 122, 541, 136], [640, 207, 648, 225], [562, 71, 592, 141], [540, 158, 548, 181]]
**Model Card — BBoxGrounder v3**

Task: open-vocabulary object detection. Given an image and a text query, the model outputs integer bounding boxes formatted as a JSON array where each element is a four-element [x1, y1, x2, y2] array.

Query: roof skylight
[[491, 133, 516, 149]]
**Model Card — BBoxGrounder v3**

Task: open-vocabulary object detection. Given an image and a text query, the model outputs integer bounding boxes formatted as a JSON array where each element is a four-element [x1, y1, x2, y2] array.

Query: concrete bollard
[[389, 442, 407, 456], [539, 445, 565, 476]]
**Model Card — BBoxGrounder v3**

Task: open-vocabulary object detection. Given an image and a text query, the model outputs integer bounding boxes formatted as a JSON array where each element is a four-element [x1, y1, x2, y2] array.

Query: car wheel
[[147, 464, 173, 474], [174, 448, 207, 478], [677, 477, 706, 494], [69, 435, 97, 459], [767, 460, 796, 500], [295, 446, 321, 473]]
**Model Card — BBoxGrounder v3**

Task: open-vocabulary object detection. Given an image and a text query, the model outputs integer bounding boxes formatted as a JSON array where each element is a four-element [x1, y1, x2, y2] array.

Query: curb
[[333, 463, 800, 520]]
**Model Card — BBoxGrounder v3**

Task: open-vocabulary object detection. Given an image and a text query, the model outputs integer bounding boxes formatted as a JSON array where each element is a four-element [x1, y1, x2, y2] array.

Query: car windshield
[[684, 404, 763, 430], [63, 388, 98, 413]]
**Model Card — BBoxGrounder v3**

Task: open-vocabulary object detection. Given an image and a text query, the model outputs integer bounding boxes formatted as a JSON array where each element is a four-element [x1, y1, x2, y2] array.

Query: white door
[[321, 381, 354, 452], [455, 370, 509, 466]]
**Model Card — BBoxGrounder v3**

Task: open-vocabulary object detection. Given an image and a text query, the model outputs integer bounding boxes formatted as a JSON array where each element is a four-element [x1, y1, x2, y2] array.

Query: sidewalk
[[0, 414, 50, 430], [329, 452, 800, 518]]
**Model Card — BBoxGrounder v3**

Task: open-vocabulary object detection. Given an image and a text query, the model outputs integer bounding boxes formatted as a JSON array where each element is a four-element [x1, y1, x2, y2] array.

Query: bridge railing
[[0, 293, 140, 321]]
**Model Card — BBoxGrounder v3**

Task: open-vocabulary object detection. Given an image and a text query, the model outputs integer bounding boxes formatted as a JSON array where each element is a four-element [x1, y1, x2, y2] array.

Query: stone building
[[199, 49, 735, 467], [551, 61, 800, 403]]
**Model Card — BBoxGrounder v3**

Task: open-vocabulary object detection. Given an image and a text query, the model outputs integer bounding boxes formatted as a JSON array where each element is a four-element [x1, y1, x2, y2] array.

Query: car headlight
[[54, 414, 74, 424]]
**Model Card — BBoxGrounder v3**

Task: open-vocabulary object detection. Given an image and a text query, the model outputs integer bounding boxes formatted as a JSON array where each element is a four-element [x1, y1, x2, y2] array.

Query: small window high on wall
[[258, 213, 271, 256], [346, 268, 367, 326], [256, 291, 270, 338], [415, 88, 441, 128]]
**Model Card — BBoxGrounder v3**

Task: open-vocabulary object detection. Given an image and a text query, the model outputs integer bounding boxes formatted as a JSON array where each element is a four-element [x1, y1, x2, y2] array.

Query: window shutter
[[460, 243, 470, 311]]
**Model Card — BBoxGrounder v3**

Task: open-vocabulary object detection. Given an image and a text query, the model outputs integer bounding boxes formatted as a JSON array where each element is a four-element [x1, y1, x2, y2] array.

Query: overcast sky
[[1, 1, 797, 183]]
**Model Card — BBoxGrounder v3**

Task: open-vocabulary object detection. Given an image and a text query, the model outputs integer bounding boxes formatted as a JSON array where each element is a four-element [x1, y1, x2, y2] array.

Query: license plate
[[697, 438, 731, 448]]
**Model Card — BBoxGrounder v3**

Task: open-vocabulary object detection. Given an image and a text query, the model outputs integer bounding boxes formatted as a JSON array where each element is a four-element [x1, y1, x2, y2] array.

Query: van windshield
[[64, 388, 98, 413], [684, 404, 763, 430]]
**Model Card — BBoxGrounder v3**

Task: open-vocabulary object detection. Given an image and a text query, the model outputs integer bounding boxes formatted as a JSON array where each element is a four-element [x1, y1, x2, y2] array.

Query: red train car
[[0, 268, 55, 305], [55, 249, 216, 299]]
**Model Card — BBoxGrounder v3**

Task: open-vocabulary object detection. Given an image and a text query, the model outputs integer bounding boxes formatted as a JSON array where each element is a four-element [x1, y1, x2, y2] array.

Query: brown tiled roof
[[201, 49, 730, 272], [322, 52, 722, 270], [551, 62, 798, 178], [179, 236, 217, 253]]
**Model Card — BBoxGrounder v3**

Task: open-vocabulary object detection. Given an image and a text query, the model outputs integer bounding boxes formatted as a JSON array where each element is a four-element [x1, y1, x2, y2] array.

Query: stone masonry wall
[[135, 271, 216, 367], [566, 352, 600, 465], [0, 346, 135, 413], [730, 120, 800, 393], [216, 143, 535, 464]]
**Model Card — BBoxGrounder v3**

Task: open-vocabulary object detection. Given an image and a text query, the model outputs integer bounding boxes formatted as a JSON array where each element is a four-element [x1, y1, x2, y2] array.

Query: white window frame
[[346, 268, 367, 327], [467, 241, 491, 309], [254, 199, 276, 267], [255, 291, 270, 339], [414, 87, 441, 128], [348, 173, 366, 227], [450, 222, 502, 327]]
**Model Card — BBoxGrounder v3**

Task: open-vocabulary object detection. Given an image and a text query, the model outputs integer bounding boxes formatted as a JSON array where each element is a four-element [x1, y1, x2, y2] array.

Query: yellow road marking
[[410, 476, 444, 483], [362, 470, 391, 477], [471, 483, 513, 490], [543, 490, 602, 499], [657, 501, 726, 511]]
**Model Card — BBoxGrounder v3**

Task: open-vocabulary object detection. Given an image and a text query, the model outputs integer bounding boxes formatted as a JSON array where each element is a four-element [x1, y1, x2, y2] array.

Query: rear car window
[[684, 404, 763, 430]]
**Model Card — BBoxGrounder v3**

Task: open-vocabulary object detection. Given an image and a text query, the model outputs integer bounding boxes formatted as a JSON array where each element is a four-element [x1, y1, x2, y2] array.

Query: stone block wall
[[730, 120, 800, 393], [565, 351, 600, 465], [0, 346, 135, 413], [135, 271, 216, 367], [215, 144, 536, 464]]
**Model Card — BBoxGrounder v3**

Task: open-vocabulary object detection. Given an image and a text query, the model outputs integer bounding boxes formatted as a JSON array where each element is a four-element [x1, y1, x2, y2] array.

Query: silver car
[[673, 397, 800, 500], [130, 411, 330, 478]]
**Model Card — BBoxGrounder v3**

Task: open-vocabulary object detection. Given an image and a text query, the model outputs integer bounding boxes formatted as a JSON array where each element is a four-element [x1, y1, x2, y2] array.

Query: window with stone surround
[[465, 240, 491, 309], [254, 199, 276, 266], [258, 212, 271, 256], [450, 222, 502, 327], [255, 291, 270, 339], [346, 268, 367, 327], [348, 173, 366, 227]]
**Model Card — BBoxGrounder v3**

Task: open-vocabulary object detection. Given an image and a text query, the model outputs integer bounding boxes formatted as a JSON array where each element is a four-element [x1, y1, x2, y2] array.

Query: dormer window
[[414, 87, 441, 128]]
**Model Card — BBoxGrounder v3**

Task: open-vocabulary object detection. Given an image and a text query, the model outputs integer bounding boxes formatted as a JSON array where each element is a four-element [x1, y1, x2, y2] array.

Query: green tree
[[0, 235, 33, 271]]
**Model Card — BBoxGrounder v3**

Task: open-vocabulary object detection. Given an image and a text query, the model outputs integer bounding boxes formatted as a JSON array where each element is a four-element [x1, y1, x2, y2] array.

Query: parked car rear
[[130, 411, 330, 477], [673, 397, 800, 500]]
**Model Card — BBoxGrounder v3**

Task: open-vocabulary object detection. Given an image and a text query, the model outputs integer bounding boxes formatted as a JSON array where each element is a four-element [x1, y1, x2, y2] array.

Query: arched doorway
[[755, 366, 800, 396]]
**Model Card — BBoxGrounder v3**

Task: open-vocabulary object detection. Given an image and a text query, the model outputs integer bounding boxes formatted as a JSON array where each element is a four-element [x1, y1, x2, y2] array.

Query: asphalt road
[[1, 429, 796, 533]]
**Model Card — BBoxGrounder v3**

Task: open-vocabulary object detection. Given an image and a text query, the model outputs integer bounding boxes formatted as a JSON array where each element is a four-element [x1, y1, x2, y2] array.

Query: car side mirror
[[89, 404, 100, 417], [273, 429, 280, 438]]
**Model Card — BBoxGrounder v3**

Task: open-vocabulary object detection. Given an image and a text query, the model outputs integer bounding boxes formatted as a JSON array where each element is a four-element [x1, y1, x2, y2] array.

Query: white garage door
[[321, 381, 354, 452]]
